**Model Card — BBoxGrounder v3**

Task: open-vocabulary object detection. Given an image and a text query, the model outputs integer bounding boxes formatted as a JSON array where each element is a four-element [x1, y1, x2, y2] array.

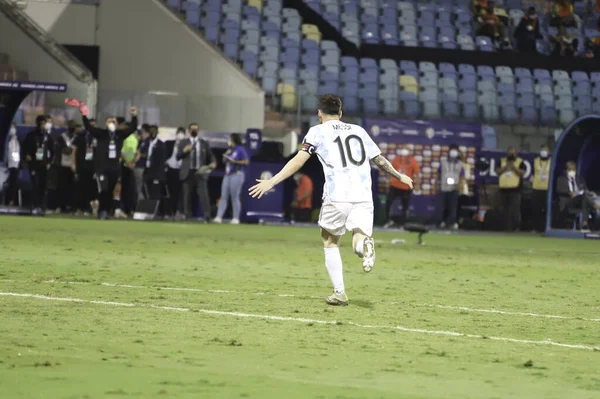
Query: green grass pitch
[[0, 216, 599, 399]]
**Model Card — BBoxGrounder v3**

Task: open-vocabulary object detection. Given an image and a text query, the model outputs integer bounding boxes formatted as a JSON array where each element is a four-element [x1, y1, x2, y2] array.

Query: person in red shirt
[[292, 172, 313, 222], [384, 145, 419, 228]]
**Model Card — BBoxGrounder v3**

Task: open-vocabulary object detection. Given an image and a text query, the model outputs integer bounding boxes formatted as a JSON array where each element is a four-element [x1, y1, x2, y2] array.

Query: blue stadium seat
[[443, 101, 459, 118], [402, 100, 420, 118]]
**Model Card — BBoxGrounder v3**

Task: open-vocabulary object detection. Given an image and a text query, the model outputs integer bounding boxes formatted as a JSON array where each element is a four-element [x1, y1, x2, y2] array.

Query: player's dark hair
[[230, 133, 243, 146], [449, 144, 459, 151], [318, 94, 342, 115], [141, 123, 151, 133], [177, 126, 186, 133], [566, 161, 576, 169]]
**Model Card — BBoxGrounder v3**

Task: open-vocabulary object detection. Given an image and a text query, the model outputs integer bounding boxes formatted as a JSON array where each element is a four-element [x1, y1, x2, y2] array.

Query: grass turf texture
[[0, 216, 599, 399]]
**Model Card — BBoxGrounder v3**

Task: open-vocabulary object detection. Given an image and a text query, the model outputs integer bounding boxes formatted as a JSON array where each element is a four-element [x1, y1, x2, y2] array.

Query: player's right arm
[[249, 128, 319, 199], [248, 151, 310, 198], [372, 154, 414, 189]]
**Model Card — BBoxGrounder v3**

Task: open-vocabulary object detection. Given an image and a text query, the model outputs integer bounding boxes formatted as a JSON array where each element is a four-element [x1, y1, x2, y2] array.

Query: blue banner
[[363, 118, 482, 217], [245, 129, 262, 156], [243, 161, 286, 221], [478, 150, 537, 184]]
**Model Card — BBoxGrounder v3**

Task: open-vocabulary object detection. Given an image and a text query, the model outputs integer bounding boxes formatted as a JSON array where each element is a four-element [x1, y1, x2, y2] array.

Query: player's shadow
[[352, 299, 374, 309]]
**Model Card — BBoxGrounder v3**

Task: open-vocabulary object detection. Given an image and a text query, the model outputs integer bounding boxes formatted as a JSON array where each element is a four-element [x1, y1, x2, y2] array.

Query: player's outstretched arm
[[249, 151, 311, 199], [372, 155, 414, 189]]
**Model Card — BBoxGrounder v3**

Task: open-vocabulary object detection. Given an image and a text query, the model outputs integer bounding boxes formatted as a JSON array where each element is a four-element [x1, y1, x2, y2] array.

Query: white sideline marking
[[1, 291, 598, 352], [422, 304, 600, 322], [2, 279, 599, 321]]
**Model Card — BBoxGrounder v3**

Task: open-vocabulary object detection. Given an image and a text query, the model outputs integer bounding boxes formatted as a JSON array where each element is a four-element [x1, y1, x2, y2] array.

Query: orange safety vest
[[555, 3, 573, 17]]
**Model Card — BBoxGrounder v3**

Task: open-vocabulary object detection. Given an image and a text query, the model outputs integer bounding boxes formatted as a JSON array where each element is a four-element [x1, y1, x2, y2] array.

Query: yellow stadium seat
[[301, 24, 319, 35], [277, 83, 296, 110], [248, 0, 262, 12], [399, 75, 419, 93], [304, 32, 322, 43]]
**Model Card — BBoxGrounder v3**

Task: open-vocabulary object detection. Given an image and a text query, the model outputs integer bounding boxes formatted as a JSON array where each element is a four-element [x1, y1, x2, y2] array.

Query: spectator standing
[[4, 124, 20, 206], [55, 122, 76, 213], [144, 126, 166, 207], [556, 161, 599, 230], [435, 145, 465, 230], [72, 123, 97, 215], [177, 123, 216, 221], [551, 0, 576, 27], [21, 115, 54, 213], [551, 24, 578, 56], [384, 145, 419, 228], [584, 18, 600, 58], [476, 2, 510, 48], [514, 7, 542, 53], [495, 146, 526, 231], [165, 127, 185, 218], [214, 133, 249, 224], [134, 125, 150, 202], [291, 172, 313, 222], [120, 125, 139, 216], [530, 144, 551, 231], [81, 106, 138, 219]]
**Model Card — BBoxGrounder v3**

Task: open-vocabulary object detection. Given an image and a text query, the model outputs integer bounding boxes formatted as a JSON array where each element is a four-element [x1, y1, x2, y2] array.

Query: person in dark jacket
[[514, 7, 542, 53], [144, 125, 166, 206], [556, 161, 599, 230], [72, 123, 97, 215], [80, 106, 138, 219], [55, 121, 77, 213], [177, 123, 216, 221], [21, 115, 54, 213]]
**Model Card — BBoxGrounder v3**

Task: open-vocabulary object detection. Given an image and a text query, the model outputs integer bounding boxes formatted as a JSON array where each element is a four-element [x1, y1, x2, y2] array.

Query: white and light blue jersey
[[301, 120, 381, 203]]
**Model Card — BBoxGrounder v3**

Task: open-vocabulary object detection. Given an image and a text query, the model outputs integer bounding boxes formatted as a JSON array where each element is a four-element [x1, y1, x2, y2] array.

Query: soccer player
[[249, 94, 413, 306]]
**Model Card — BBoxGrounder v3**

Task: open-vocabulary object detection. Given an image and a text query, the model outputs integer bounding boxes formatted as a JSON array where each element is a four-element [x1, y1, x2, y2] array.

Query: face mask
[[540, 150, 548, 158], [108, 122, 116, 132], [176, 133, 185, 141], [449, 150, 458, 158], [45, 122, 52, 131], [567, 170, 576, 178], [190, 130, 198, 137], [9, 127, 16, 136], [527, 25, 533, 31], [400, 149, 409, 157]]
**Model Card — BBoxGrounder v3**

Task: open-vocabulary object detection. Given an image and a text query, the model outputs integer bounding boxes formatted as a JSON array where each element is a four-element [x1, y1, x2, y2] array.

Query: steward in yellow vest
[[531, 145, 551, 231], [495, 147, 526, 231]]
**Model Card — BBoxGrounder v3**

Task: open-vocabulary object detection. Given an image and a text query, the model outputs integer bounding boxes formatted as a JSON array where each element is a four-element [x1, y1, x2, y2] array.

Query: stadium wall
[[22, 1, 98, 46], [0, 7, 96, 119], [93, 0, 264, 131]]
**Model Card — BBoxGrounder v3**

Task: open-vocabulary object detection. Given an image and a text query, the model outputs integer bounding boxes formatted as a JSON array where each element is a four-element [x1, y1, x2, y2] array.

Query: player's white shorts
[[318, 201, 374, 237]]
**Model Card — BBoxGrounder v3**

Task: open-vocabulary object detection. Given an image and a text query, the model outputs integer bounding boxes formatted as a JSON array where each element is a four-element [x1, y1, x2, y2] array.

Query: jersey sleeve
[[362, 129, 381, 159], [301, 127, 320, 155]]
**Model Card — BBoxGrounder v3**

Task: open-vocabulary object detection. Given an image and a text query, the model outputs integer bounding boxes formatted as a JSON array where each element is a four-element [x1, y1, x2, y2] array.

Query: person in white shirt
[[249, 94, 413, 306], [5, 125, 20, 205], [165, 127, 185, 218]]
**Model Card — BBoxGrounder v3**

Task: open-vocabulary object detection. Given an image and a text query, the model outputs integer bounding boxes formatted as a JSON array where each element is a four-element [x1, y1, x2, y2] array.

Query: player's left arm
[[372, 155, 413, 189], [249, 151, 310, 198]]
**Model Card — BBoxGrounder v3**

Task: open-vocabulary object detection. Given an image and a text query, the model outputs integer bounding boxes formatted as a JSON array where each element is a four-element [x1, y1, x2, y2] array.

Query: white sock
[[354, 238, 365, 257], [324, 247, 344, 293]]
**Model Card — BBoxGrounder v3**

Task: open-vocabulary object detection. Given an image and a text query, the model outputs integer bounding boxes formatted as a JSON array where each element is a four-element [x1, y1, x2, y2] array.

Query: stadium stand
[[163, 0, 600, 127]]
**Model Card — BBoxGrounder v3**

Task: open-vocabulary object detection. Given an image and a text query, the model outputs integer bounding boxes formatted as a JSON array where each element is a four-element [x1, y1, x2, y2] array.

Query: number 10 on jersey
[[334, 135, 366, 167]]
